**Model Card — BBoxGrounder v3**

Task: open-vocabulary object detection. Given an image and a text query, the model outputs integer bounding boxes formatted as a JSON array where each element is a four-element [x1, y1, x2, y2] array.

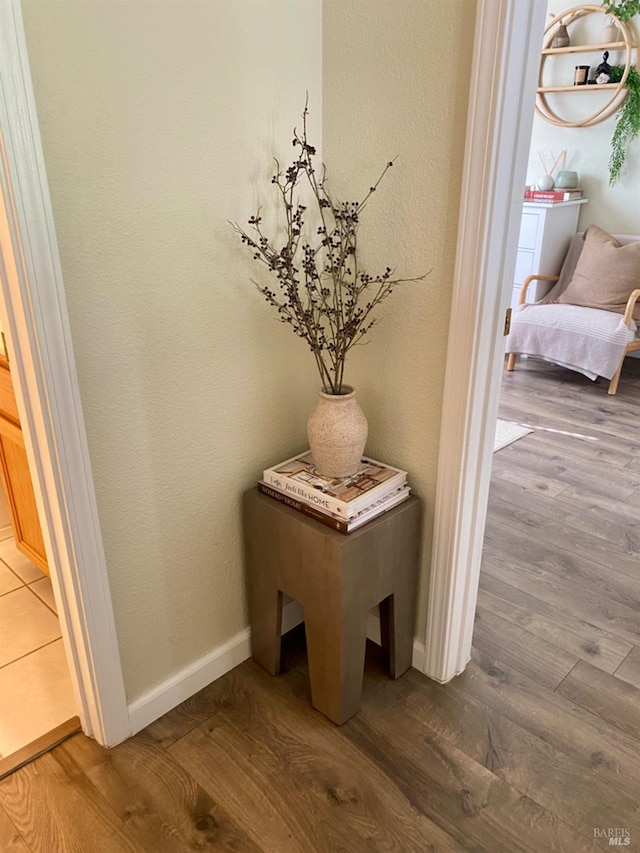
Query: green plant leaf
[[602, 0, 640, 22], [608, 66, 640, 185]]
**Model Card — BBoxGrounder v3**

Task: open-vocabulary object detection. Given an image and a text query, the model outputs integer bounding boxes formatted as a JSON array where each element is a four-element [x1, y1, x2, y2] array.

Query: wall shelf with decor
[[539, 82, 620, 92], [541, 40, 628, 54], [537, 4, 638, 128]]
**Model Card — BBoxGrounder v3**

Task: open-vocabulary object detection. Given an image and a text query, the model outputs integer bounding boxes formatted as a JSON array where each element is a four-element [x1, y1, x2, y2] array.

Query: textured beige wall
[[22, 0, 322, 700], [323, 0, 475, 637], [528, 4, 640, 232]]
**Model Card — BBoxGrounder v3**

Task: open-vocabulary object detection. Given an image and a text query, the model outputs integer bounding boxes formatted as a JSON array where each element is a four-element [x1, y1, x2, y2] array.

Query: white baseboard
[[127, 625, 252, 736], [127, 600, 426, 736]]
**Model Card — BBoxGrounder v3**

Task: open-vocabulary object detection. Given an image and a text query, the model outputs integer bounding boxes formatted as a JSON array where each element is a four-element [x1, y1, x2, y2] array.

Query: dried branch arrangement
[[230, 104, 428, 394]]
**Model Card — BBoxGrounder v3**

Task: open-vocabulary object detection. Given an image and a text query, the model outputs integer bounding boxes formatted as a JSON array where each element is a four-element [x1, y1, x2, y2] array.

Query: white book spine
[[346, 488, 411, 530], [262, 472, 349, 517], [258, 481, 411, 533], [262, 470, 406, 518]]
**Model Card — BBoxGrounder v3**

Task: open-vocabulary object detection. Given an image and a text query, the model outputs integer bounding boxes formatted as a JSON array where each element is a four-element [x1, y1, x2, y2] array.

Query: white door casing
[[424, 0, 548, 682], [0, 0, 129, 746]]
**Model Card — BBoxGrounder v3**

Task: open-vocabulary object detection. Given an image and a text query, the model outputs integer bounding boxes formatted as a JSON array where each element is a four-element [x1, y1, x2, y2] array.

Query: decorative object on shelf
[[574, 64, 591, 84], [231, 102, 428, 477], [555, 170, 580, 188], [537, 174, 555, 190], [552, 21, 572, 47], [307, 386, 368, 477], [595, 50, 612, 83], [536, 149, 565, 190], [602, 17, 619, 41], [608, 64, 640, 183], [537, 4, 638, 128]]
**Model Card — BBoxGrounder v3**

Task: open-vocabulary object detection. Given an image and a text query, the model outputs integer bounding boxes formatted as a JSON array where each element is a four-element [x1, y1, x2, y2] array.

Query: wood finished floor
[[1, 357, 639, 852]]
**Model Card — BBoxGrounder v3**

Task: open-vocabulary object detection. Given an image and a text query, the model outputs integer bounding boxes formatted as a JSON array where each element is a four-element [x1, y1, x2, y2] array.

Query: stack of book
[[524, 188, 584, 203], [258, 450, 410, 533]]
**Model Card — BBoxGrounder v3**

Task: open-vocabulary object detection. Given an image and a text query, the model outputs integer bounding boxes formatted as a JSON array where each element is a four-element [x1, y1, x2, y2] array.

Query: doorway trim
[[423, 0, 548, 682], [0, 0, 129, 746]]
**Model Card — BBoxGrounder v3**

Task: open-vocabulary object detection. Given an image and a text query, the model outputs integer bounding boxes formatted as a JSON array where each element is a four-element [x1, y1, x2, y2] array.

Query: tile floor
[[0, 530, 76, 758]]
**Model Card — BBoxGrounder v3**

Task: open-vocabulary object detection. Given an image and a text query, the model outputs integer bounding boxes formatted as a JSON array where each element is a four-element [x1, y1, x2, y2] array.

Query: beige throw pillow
[[556, 226, 640, 321], [542, 232, 585, 303]]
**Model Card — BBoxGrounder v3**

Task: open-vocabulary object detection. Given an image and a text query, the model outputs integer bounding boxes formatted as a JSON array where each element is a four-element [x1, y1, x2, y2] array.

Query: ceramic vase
[[307, 385, 368, 478], [555, 170, 578, 189], [551, 23, 570, 48], [602, 21, 619, 43]]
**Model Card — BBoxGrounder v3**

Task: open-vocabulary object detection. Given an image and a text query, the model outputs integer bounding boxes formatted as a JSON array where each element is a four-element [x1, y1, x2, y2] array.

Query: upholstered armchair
[[506, 227, 640, 395]]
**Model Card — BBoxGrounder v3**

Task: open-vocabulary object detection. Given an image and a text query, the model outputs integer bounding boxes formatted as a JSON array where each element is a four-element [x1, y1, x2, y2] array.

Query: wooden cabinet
[[0, 358, 48, 575], [510, 200, 588, 312]]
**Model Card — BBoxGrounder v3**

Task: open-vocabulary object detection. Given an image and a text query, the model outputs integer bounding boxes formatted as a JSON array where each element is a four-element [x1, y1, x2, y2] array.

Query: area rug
[[494, 419, 532, 452]]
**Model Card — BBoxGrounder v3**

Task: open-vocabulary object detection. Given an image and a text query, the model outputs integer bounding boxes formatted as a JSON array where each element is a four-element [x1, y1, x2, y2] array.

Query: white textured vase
[[307, 385, 368, 478]]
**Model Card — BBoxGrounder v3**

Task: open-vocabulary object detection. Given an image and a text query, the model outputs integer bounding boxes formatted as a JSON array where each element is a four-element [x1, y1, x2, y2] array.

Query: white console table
[[511, 199, 588, 311]]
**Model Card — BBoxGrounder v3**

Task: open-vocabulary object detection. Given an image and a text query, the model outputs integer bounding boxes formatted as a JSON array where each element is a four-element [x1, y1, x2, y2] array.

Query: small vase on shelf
[[602, 19, 619, 43], [551, 23, 570, 48], [555, 170, 578, 189]]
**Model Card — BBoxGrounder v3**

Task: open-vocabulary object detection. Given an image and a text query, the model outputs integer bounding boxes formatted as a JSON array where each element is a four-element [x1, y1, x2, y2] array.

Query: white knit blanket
[[506, 303, 637, 381]]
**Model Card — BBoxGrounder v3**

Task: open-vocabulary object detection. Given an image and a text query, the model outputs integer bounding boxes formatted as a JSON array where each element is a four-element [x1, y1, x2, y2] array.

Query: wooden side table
[[243, 488, 422, 724]]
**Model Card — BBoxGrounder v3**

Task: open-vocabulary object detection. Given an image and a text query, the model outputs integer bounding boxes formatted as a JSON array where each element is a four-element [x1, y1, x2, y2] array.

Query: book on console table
[[524, 188, 583, 203], [258, 481, 411, 533], [262, 450, 407, 519]]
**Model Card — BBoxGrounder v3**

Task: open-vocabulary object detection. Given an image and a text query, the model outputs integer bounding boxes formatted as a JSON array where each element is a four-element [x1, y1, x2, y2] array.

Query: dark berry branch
[[230, 104, 429, 394]]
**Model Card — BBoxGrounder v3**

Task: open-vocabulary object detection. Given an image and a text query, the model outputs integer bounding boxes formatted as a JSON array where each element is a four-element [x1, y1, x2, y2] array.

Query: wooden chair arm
[[623, 289, 640, 327], [518, 274, 559, 306]]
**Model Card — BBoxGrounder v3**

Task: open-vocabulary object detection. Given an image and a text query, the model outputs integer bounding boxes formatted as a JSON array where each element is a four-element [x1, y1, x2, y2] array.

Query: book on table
[[524, 189, 583, 203], [257, 480, 411, 533], [261, 450, 408, 520]]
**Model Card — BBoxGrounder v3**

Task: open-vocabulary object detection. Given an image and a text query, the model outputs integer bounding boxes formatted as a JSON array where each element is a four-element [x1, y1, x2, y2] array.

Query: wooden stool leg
[[380, 500, 420, 679], [507, 353, 517, 371], [380, 592, 414, 679], [248, 588, 283, 675], [243, 492, 284, 675], [304, 604, 369, 724]]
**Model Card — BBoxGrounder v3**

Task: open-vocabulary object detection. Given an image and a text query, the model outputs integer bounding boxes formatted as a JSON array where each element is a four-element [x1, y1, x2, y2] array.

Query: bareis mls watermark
[[593, 827, 631, 845]]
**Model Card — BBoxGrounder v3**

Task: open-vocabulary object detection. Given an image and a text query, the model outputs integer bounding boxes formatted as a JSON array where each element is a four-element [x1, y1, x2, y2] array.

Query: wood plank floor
[[0, 356, 638, 851]]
